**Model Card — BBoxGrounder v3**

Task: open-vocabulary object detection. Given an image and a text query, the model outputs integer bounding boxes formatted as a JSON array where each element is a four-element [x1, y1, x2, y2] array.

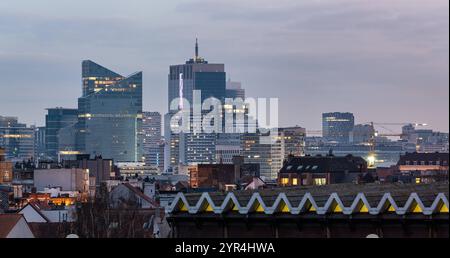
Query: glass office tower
[[45, 108, 78, 161], [165, 39, 226, 170], [0, 116, 35, 162], [142, 112, 163, 169], [322, 112, 355, 143], [76, 60, 143, 162]]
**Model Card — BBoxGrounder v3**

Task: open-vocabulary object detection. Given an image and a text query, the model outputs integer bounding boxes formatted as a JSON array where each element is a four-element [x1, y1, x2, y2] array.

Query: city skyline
[[0, 0, 448, 132]]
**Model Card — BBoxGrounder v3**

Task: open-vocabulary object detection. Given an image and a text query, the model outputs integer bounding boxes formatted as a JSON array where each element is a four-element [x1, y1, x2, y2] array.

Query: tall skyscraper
[[34, 126, 46, 161], [226, 80, 245, 99], [45, 108, 78, 161], [279, 126, 306, 157], [142, 112, 163, 169], [322, 112, 355, 143], [350, 124, 375, 144], [241, 131, 284, 180], [0, 116, 35, 162], [76, 60, 143, 162], [167, 39, 226, 108], [165, 40, 226, 171]]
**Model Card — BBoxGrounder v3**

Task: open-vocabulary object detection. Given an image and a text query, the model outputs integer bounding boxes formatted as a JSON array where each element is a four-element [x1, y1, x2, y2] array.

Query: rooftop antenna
[[195, 38, 199, 61]]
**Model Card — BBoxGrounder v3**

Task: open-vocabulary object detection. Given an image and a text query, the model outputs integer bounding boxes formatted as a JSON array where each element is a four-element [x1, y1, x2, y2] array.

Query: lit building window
[[314, 178, 326, 186], [281, 178, 289, 185], [292, 178, 298, 186], [415, 177, 421, 184]]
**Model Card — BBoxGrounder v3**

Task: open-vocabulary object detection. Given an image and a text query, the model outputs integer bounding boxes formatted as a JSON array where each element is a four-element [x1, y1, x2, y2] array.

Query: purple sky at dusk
[[0, 0, 448, 132]]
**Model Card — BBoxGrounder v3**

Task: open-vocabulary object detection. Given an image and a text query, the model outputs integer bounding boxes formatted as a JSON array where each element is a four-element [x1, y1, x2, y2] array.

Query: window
[[281, 178, 289, 185], [292, 178, 298, 186], [314, 178, 326, 186], [415, 177, 421, 184]]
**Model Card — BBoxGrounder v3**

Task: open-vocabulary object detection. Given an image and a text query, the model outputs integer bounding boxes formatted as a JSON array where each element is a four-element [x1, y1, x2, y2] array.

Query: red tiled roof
[[0, 214, 23, 238]]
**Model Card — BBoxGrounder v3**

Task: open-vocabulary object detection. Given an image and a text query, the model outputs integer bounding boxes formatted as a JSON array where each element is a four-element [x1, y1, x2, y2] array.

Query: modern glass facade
[[166, 41, 227, 169], [76, 60, 143, 162], [241, 131, 284, 180], [226, 80, 245, 99], [45, 108, 78, 161], [322, 112, 355, 143], [0, 116, 35, 162], [142, 112, 163, 169], [279, 126, 306, 157]]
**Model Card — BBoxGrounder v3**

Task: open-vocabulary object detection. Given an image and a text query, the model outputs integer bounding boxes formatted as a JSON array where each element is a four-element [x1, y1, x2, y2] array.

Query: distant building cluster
[[0, 40, 448, 238]]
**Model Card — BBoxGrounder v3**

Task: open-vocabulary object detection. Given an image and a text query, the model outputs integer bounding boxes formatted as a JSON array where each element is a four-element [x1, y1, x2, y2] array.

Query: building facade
[[241, 131, 284, 180], [350, 124, 375, 144], [45, 108, 78, 161], [165, 40, 226, 170], [278, 154, 368, 186], [142, 112, 163, 170], [0, 148, 13, 184], [225, 80, 245, 99], [0, 116, 35, 162], [397, 152, 449, 183], [322, 112, 354, 143], [76, 60, 143, 162], [167, 183, 449, 238], [279, 126, 306, 157]]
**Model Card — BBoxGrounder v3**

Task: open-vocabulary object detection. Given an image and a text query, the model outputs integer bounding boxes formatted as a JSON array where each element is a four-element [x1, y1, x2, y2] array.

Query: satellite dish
[[66, 234, 79, 238]]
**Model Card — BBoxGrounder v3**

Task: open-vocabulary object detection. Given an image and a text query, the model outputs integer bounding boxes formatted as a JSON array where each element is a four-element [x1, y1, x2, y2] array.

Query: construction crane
[[365, 122, 427, 168]]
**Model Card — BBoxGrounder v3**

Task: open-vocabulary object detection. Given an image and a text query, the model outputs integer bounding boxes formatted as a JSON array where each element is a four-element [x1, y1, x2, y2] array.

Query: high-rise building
[[215, 133, 242, 164], [241, 131, 284, 180], [226, 80, 245, 99], [350, 124, 375, 144], [76, 60, 143, 162], [34, 126, 46, 161], [165, 39, 226, 171], [322, 112, 354, 143], [0, 148, 13, 184], [45, 108, 78, 161], [142, 112, 163, 170], [279, 126, 306, 157], [0, 116, 35, 162], [168, 39, 226, 108]]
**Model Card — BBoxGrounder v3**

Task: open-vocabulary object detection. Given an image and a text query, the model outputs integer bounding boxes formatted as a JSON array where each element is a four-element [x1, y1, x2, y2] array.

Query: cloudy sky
[[0, 0, 448, 132]]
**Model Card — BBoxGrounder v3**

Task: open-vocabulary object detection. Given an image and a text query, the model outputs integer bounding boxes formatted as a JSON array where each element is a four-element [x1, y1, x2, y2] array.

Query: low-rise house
[[397, 152, 449, 183], [0, 214, 34, 238], [17, 202, 75, 238], [278, 154, 367, 186], [19, 202, 76, 223], [109, 183, 158, 209], [189, 162, 260, 190]]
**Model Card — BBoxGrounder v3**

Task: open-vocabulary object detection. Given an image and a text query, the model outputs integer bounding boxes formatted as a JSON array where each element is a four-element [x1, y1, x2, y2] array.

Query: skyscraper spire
[[195, 38, 199, 60]]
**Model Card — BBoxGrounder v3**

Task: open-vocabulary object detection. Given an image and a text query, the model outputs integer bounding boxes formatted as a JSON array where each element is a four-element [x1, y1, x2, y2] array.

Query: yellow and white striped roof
[[167, 183, 449, 216]]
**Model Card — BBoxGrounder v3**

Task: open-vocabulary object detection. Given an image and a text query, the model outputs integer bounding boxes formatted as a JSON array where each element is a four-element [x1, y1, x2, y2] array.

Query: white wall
[[34, 168, 88, 192]]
